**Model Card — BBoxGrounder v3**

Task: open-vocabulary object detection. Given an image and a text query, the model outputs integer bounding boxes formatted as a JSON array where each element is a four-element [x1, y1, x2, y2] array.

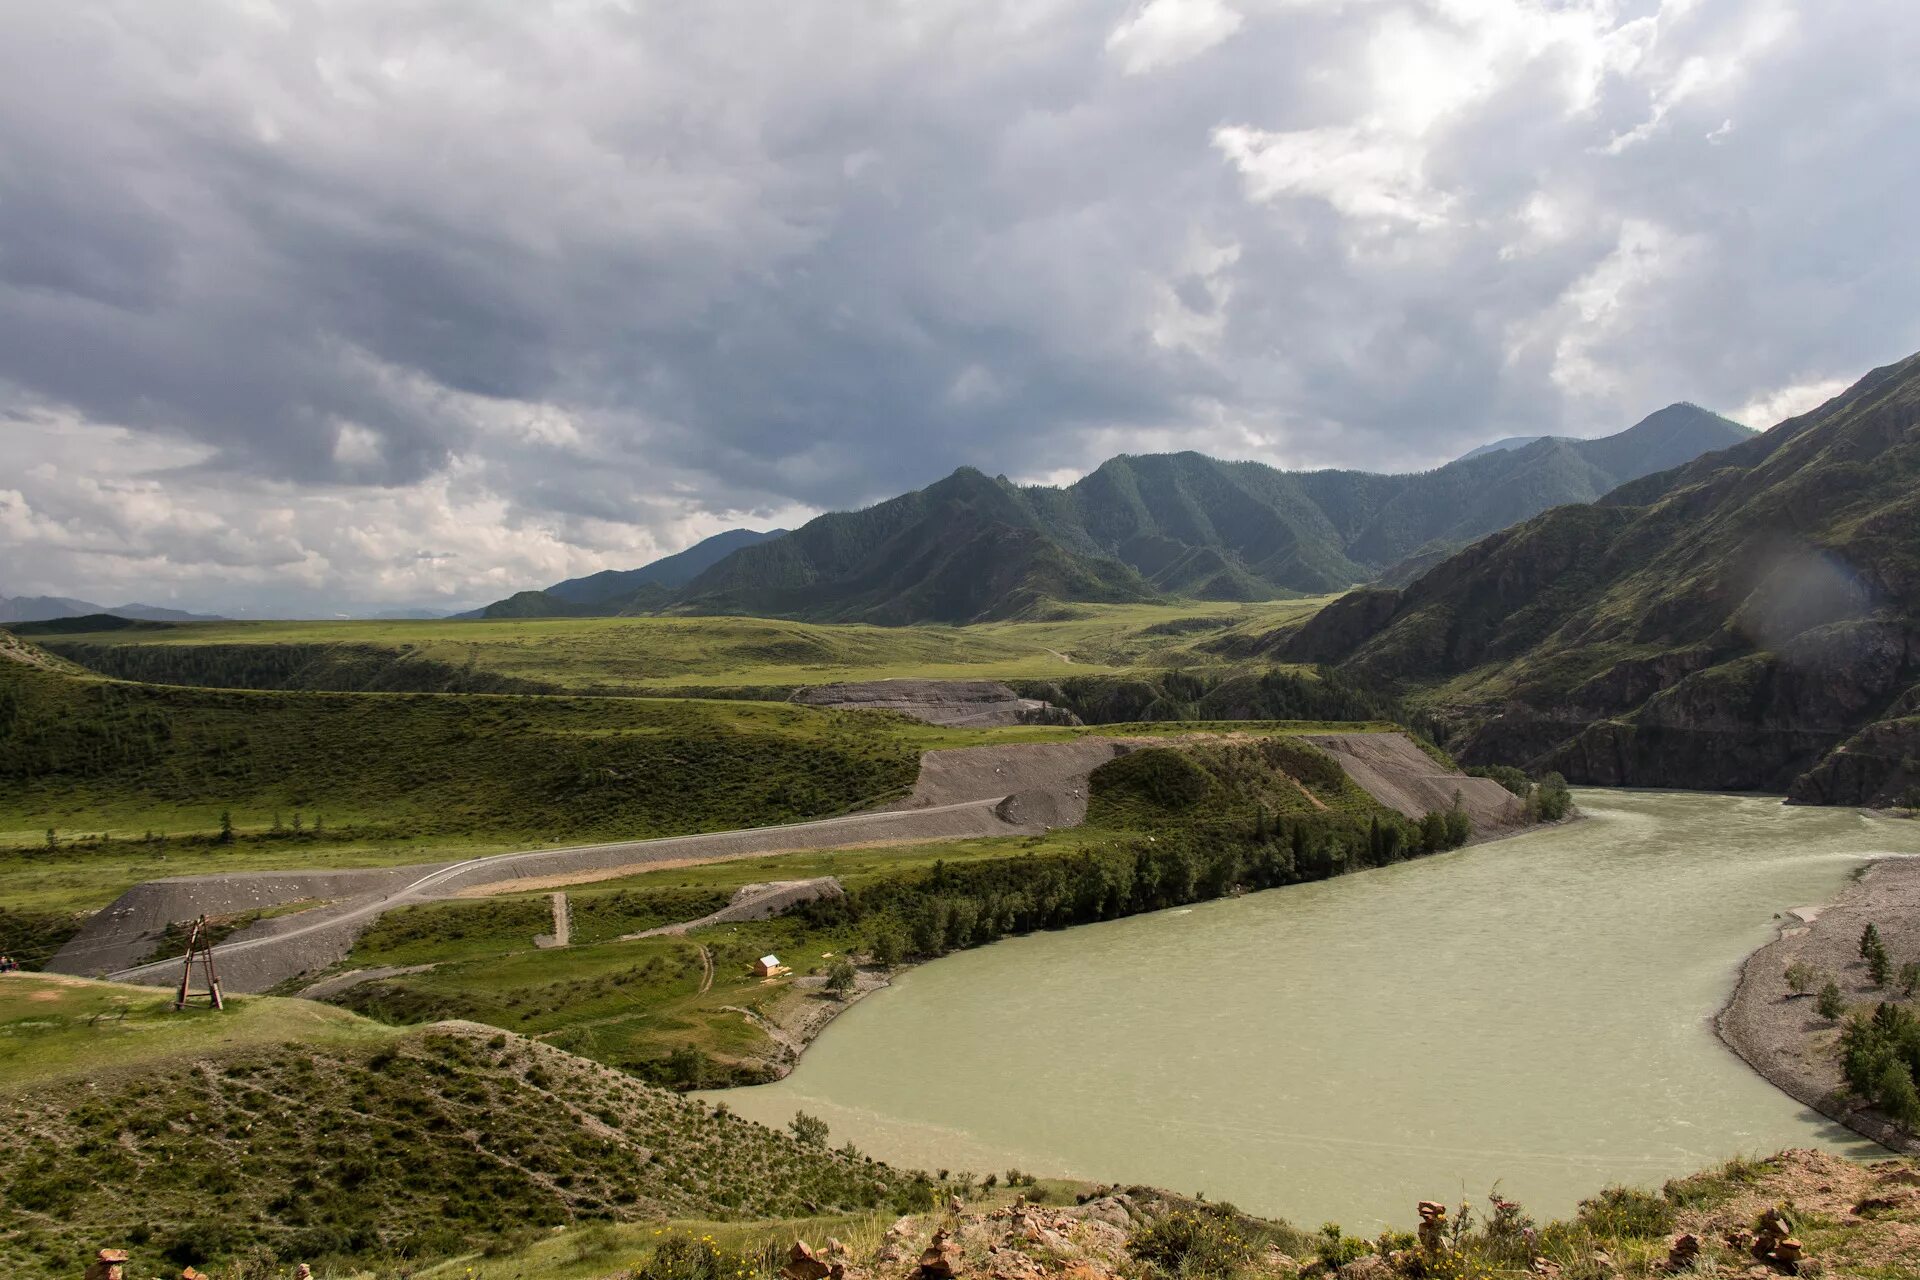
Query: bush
[[1313, 1225, 1371, 1269], [1127, 1207, 1259, 1278], [638, 1231, 769, 1280], [788, 1112, 829, 1147], [1467, 765, 1532, 798], [1819, 981, 1846, 1021], [1574, 1185, 1673, 1239], [1535, 773, 1573, 821], [825, 957, 857, 998], [1784, 961, 1817, 994]]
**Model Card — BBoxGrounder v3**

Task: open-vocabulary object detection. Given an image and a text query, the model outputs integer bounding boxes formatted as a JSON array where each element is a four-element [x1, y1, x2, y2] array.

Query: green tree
[[870, 923, 906, 967], [1535, 773, 1572, 821], [217, 810, 235, 845], [1818, 981, 1846, 1021], [665, 1044, 703, 1089], [788, 1112, 829, 1147], [1900, 961, 1920, 999], [1869, 944, 1893, 987], [1861, 923, 1883, 960], [1785, 961, 1817, 994], [825, 957, 857, 999], [43, 828, 56, 850]]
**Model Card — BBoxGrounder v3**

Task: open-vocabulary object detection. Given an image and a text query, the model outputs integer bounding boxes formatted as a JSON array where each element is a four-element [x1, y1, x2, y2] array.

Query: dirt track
[[48, 731, 1516, 996], [53, 740, 1121, 994]]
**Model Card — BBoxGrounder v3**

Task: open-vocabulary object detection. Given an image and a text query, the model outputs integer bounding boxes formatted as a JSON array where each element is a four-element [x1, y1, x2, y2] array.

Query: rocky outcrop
[[1788, 716, 1920, 806]]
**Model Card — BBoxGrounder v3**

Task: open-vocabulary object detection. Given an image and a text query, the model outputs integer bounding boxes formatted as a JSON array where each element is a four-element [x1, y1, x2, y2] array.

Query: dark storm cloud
[[2, 0, 1918, 612]]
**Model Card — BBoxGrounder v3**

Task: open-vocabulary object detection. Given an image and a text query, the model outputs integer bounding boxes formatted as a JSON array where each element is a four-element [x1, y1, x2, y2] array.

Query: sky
[[2, 0, 1916, 616]]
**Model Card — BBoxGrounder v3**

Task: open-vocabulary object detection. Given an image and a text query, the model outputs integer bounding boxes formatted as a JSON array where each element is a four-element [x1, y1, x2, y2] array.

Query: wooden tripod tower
[[172, 915, 225, 1011]]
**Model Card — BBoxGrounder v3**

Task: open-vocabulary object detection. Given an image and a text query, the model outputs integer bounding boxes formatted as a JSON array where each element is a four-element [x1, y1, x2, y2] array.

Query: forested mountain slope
[[669, 404, 1750, 623], [1277, 351, 1920, 802]]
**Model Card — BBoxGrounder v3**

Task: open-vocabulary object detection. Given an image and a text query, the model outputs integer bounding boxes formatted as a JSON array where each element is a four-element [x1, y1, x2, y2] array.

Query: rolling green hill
[[0, 976, 921, 1279], [1276, 351, 1920, 801], [20, 600, 1336, 697], [0, 640, 949, 921]]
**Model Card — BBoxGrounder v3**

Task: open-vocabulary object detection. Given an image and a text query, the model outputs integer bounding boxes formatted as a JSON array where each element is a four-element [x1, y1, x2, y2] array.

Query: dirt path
[[624, 878, 844, 940], [1717, 855, 1920, 1154], [88, 792, 1021, 994], [533, 892, 572, 948], [296, 964, 437, 1001], [697, 946, 713, 995]]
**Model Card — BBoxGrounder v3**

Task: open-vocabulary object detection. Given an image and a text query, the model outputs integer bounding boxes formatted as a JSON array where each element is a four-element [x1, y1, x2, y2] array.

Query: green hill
[[473, 528, 785, 619], [0, 976, 920, 1279], [1275, 351, 1920, 801], [464, 409, 1749, 628], [667, 406, 1751, 623], [0, 644, 933, 921]]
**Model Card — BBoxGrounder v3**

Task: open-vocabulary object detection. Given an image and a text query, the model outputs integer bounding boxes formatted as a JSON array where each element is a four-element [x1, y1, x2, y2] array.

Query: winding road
[[93, 794, 1019, 993]]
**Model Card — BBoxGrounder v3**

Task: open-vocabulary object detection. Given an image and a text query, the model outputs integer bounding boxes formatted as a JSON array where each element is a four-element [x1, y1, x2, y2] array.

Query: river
[[712, 791, 1920, 1228]]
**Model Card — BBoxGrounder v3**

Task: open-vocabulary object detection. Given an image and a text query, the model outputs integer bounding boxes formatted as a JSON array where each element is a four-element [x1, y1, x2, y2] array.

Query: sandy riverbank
[[1716, 854, 1920, 1154]]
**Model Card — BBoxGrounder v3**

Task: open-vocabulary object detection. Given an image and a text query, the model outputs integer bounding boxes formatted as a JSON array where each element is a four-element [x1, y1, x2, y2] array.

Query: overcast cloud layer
[[2, 0, 1917, 615]]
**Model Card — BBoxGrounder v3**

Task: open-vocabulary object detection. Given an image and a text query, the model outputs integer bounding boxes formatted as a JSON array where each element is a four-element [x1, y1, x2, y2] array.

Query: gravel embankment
[[1716, 855, 1920, 1154]]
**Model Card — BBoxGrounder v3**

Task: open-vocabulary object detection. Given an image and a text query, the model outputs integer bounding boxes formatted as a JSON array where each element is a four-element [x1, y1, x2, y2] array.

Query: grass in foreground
[[0, 973, 397, 1088], [0, 983, 931, 1280]]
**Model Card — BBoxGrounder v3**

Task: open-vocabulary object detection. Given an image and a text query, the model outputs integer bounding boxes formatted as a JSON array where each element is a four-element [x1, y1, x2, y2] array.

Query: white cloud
[[1214, 123, 1449, 227], [1, 0, 1918, 612], [1106, 0, 1244, 75], [1732, 377, 1852, 430]]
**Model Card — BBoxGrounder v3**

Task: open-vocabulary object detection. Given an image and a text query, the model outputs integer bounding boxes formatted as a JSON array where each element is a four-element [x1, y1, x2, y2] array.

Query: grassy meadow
[[24, 598, 1334, 693]]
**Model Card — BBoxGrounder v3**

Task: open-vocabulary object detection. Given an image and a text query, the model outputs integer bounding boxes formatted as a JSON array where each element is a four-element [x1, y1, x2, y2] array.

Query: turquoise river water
[[712, 791, 1920, 1229]]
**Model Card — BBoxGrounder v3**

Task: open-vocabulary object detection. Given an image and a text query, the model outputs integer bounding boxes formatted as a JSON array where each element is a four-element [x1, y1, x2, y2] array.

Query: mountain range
[[0, 594, 221, 625], [469, 527, 787, 618], [475, 403, 1752, 624], [1279, 350, 1920, 805]]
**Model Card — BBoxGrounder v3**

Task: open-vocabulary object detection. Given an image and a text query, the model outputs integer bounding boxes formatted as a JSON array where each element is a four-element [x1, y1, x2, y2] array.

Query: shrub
[[787, 1112, 829, 1147], [1534, 773, 1573, 821], [638, 1231, 768, 1280], [1784, 961, 1816, 994], [1819, 981, 1846, 1021], [1127, 1206, 1259, 1278], [1313, 1224, 1371, 1269], [1574, 1185, 1673, 1239], [1467, 764, 1532, 798], [1900, 961, 1920, 998]]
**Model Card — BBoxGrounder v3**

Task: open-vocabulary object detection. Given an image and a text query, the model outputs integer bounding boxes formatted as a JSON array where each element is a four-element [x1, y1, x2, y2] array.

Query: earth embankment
[[792, 678, 1077, 727], [1302, 732, 1528, 835]]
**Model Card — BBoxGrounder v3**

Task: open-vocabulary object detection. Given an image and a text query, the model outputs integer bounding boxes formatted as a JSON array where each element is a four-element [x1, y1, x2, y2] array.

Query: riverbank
[[1716, 855, 1920, 1155]]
